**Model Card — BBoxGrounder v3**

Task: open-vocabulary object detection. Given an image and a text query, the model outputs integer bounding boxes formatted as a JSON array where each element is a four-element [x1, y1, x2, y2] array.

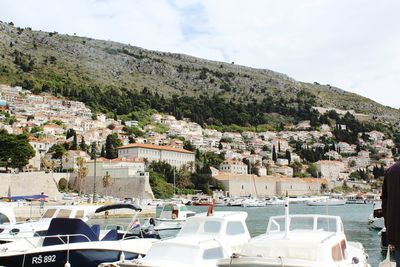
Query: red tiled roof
[[118, 143, 194, 154]]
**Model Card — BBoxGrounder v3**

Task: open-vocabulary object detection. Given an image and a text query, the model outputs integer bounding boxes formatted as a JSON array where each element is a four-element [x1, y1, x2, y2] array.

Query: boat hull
[[0, 249, 139, 267]]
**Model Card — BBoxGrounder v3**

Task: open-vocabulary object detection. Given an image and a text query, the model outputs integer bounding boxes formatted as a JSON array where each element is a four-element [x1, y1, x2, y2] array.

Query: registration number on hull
[[32, 254, 56, 264]]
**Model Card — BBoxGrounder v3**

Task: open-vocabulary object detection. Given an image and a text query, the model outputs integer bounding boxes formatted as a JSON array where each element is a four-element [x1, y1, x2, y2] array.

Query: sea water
[[95, 203, 384, 266]]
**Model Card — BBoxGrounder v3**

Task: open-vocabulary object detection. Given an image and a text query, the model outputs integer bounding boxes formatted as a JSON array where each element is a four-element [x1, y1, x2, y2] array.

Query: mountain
[[0, 21, 399, 126]]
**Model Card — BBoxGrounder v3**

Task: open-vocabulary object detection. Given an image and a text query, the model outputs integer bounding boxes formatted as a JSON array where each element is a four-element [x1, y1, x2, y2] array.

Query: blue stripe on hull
[[0, 249, 139, 267]]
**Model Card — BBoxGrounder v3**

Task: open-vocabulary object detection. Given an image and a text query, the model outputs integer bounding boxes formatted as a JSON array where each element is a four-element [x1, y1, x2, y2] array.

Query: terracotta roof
[[118, 143, 194, 154], [87, 157, 145, 163]]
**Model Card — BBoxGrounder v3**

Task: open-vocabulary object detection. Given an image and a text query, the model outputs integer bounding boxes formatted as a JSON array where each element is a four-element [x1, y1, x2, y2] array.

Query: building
[[0, 99, 8, 111], [316, 160, 344, 181], [84, 157, 153, 199], [213, 173, 323, 197], [118, 143, 195, 170], [219, 159, 248, 175]]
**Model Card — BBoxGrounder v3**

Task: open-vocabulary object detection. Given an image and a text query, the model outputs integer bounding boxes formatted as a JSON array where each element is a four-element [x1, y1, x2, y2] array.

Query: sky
[[0, 0, 399, 108]]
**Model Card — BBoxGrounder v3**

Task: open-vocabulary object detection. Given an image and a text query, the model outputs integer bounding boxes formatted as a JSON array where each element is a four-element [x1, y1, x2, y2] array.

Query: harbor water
[[94, 203, 384, 267]]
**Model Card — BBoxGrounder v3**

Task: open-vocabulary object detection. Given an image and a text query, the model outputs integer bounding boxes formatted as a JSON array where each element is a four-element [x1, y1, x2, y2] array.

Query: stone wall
[[74, 175, 154, 200], [0, 172, 73, 200]]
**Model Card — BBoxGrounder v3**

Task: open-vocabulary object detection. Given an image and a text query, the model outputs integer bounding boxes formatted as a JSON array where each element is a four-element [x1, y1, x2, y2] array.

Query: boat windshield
[[268, 215, 340, 233], [179, 219, 222, 236]]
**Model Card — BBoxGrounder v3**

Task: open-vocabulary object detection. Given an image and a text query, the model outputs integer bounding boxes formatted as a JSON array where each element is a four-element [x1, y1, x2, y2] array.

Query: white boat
[[102, 211, 251, 267], [0, 205, 96, 244], [346, 194, 367, 204], [149, 203, 196, 231], [241, 198, 266, 207], [0, 204, 159, 267], [0, 205, 16, 225], [368, 201, 384, 230], [307, 195, 346, 206], [265, 196, 285, 205], [218, 199, 370, 267]]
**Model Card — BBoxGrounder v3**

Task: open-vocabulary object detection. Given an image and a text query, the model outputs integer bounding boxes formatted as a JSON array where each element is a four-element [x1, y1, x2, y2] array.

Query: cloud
[[0, 0, 399, 108]]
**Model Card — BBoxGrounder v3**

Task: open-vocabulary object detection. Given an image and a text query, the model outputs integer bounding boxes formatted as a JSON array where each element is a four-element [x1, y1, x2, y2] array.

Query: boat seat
[[43, 218, 99, 246], [91, 224, 101, 238], [101, 229, 118, 241]]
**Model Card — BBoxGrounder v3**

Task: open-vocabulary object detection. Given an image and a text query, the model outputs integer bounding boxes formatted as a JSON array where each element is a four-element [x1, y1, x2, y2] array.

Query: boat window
[[317, 217, 338, 232], [75, 210, 85, 219], [42, 209, 57, 218], [226, 221, 245, 235], [179, 206, 188, 212], [332, 243, 343, 262], [203, 221, 221, 233], [0, 213, 10, 224], [163, 205, 172, 211], [203, 247, 224, 260], [290, 217, 314, 231], [180, 220, 199, 234], [57, 209, 72, 218]]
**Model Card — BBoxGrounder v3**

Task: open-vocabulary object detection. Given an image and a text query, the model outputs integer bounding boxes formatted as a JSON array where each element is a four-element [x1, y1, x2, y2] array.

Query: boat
[[191, 196, 214, 206], [346, 194, 367, 204], [0, 205, 96, 244], [101, 210, 251, 267], [368, 201, 384, 230], [265, 196, 285, 205], [146, 203, 195, 231], [218, 199, 370, 267], [241, 197, 266, 207], [0, 204, 16, 225], [0, 204, 159, 267], [307, 195, 346, 206]]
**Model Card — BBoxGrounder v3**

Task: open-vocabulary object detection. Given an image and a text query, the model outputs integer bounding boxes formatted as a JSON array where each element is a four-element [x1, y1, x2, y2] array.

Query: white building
[[316, 160, 344, 181], [219, 159, 248, 175], [118, 143, 195, 170]]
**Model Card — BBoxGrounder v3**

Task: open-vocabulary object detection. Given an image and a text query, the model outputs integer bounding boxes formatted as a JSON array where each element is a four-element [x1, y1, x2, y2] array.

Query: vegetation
[[105, 133, 122, 159], [0, 129, 35, 171]]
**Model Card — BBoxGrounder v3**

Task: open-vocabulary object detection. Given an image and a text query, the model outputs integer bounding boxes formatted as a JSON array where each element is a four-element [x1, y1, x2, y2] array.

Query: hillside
[[0, 21, 399, 126]]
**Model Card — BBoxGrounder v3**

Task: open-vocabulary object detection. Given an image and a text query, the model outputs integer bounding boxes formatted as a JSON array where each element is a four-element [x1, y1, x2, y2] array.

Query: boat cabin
[[240, 214, 355, 265], [158, 203, 195, 221]]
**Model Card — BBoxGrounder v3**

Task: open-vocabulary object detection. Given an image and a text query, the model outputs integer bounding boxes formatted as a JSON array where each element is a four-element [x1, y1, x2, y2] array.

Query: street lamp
[[91, 142, 98, 203]]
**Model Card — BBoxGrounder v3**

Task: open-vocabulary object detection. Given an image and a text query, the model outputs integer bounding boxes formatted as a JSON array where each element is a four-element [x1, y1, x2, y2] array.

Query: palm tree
[[102, 172, 112, 197], [76, 157, 88, 196]]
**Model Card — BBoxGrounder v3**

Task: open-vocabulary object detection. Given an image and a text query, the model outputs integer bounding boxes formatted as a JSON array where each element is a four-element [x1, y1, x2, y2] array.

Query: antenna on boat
[[284, 191, 290, 239]]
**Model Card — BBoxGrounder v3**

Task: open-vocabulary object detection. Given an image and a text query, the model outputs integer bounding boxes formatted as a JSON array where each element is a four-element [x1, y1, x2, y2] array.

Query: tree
[[71, 132, 78, 150], [307, 163, 318, 178], [0, 130, 35, 171], [80, 136, 86, 151], [66, 128, 76, 140], [76, 157, 88, 196], [272, 145, 277, 162], [48, 144, 66, 160], [102, 172, 112, 197], [100, 145, 106, 158], [183, 140, 195, 151], [105, 133, 122, 159], [285, 150, 291, 164]]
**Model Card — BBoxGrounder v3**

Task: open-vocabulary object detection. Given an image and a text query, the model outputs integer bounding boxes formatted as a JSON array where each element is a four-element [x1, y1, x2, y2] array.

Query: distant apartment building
[[219, 159, 248, 175], [118, 143, 195, 170], [271, 165, 294, 177], [316, 160, 343, 181]]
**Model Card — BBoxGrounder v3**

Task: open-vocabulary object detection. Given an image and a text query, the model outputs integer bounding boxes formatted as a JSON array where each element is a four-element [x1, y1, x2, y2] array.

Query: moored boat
[[0, 204, 159, 267], [148, 203, 195, 231], [0, 205, 96, 244], [217, 199, 370, 267], [101, 210, 251, 267]]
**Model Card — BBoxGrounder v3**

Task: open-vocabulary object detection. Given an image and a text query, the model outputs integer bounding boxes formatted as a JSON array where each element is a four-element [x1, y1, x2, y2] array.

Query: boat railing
[[266, 214, 344, 235], [0, 233, 93, 252]]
